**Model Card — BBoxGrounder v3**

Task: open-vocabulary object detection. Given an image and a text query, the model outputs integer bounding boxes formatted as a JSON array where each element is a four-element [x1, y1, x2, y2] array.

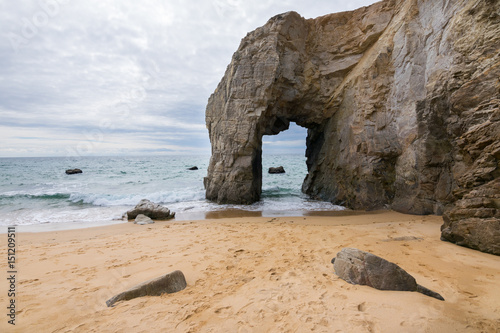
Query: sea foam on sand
[[1, 211, 499, 332]]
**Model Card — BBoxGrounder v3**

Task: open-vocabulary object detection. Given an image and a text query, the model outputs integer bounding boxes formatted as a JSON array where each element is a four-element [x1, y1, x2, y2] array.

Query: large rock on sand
[[106, 270, 187, 307], [332, 248, 444, 301], [204, 0, 500, 254], [127, 199, 175, 220]]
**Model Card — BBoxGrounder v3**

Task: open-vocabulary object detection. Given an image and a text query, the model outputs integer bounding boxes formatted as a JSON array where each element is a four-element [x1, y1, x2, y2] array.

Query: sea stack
[[269, 166, 285, 174], [204, 0, 500, 254], [65, 169, 83, 175]]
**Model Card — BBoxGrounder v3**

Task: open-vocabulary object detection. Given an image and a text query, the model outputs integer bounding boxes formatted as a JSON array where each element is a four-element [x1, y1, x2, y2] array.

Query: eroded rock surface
[[205, 0, 500, 254]]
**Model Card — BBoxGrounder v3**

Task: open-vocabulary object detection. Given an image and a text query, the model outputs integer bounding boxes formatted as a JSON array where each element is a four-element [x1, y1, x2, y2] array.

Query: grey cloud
[[0, 0, 378, 157]]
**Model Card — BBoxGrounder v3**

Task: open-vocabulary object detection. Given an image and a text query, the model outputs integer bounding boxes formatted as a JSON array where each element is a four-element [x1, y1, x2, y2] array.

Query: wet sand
[[1, 210, 499, 332]]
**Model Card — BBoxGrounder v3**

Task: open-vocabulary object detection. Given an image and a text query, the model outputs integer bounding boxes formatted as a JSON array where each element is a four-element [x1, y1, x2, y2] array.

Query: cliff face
[[205, 0, 500, 254]]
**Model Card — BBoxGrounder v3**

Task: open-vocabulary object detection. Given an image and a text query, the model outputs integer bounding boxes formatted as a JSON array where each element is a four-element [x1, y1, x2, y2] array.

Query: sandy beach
[[1, 210, 499, 332]]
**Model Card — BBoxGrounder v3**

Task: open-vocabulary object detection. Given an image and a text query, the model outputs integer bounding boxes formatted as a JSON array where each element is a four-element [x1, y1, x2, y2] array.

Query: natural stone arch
[[204, 2, 500, 255], [204, 9, 391, 205]]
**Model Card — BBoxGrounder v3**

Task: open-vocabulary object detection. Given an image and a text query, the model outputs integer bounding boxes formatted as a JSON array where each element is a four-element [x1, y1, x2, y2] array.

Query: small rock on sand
[[134, 214, 154, 225]]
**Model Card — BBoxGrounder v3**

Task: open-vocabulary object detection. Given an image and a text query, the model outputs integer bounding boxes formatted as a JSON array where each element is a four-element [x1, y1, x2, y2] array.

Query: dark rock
[[106, 270, 187, 307], [268, 166, 285, 174], [65, 169, 82, 175], [126, 199, 175, 220], [134, 214, 154, 225], [188, 166, 199, 170], [332, 248, 444, 301], [203, 0, 500, 254]]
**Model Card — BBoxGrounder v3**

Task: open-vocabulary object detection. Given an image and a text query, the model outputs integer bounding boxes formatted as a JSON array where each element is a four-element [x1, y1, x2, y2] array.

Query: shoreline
[[5, 207, 359, 234], [1, 211, 499, 332]]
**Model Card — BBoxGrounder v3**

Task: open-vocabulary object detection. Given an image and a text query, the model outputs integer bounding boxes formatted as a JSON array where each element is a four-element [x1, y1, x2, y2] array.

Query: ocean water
[[0, 155, 343, 228]]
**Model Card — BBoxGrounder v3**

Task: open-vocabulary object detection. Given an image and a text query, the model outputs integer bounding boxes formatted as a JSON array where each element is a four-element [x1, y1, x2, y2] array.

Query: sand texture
[[1, 211, 499, 332]]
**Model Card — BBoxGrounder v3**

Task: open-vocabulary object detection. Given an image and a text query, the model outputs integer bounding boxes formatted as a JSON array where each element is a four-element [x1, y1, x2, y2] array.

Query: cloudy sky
[[0, 0, 378, 157]]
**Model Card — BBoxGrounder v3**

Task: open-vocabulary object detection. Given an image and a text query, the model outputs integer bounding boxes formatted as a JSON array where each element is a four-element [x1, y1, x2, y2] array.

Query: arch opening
[[260, 122, 309, 203]]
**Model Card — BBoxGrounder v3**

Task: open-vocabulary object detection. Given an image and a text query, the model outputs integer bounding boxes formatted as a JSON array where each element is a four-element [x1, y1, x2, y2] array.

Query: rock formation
[[134, 214, 155, 225], [106, 270, 187, 307], [126, 199, 175, 220], [205, 0, 499, 254], [65, 168, 82, 175], [332, 248, 444, 300], [269, 166, 285, 174]]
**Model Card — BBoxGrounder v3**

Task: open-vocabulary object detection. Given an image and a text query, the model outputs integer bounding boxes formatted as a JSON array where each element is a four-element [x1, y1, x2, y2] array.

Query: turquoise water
[[0, 155, 342, 227]]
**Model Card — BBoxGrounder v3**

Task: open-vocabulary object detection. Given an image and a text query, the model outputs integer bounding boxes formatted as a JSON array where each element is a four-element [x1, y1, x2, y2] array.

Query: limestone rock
[[268, 166, 285, 174], [106, 270, 187, 307], [204, 0, 500, 254], [332, 248, 444, 301], [65, 169, 82, 175], [126, 199, 175, 220], [134, 214, 154, 225]]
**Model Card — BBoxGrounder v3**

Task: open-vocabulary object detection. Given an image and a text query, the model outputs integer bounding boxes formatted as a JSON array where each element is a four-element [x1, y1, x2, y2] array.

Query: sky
[[0, 0, 379, 157]]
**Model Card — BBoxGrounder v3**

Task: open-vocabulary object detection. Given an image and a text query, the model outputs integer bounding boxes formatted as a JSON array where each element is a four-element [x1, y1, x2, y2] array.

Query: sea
[[0, 154, 343, 231]]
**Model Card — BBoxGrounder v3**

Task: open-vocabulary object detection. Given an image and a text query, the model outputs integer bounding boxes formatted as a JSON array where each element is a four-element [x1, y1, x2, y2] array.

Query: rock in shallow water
[[65, 168, 82, 175], [126, 199, 175, 220], [268, 166, 285, 174], [332, 248, 444, 301], [106, 270, 187, 307]]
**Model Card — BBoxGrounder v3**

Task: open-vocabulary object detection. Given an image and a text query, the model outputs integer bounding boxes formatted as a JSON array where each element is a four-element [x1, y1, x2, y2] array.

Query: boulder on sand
[[134, 214, 154, 225], [332, 248, 444, 301], [106, 270, 187, 307], [126, 199, 175, 220]]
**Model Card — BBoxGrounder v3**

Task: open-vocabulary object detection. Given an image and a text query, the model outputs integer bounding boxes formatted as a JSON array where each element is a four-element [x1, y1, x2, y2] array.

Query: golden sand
[[1, 211, 499, 332]]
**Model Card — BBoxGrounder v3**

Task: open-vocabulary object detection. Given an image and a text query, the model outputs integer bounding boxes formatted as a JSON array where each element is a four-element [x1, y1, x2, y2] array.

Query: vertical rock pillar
[[204, 12, 308, 204]]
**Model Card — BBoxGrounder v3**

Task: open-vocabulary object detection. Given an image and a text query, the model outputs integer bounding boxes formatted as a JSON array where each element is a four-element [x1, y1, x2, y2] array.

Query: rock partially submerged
[[134, 214, 154, 225], [106, 270, 187, 307], [268, 166, 285, 174], [188, 166, 199, 170], [332, 248, 444, 301], [126, 199, 175, 220], [65, 169, 82, 175]]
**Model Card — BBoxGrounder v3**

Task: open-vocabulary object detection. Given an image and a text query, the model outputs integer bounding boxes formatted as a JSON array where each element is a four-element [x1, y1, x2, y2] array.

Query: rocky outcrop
[[332, 248, 444, 300], [65, 169, 82, 175], [205, 0, 500, 253], [269, 166, 285, 174], [106, 270, 187, 307], [126, 199, 175, 220]]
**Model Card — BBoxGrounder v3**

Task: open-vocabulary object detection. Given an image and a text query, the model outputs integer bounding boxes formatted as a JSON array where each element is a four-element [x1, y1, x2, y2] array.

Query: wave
[[0, 192, 71, 200], [68, 189, 206, 207], [1, 187, 207, 207]]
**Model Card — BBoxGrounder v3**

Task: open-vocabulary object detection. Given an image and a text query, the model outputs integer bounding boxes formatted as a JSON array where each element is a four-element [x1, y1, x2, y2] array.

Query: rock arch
[[205, 7, 396, 206], [204, 1, 500, 254]]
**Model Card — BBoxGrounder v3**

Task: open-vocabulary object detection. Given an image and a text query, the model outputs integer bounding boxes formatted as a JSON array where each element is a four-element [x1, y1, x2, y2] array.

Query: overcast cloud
[[0, 0, 378, 157]]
